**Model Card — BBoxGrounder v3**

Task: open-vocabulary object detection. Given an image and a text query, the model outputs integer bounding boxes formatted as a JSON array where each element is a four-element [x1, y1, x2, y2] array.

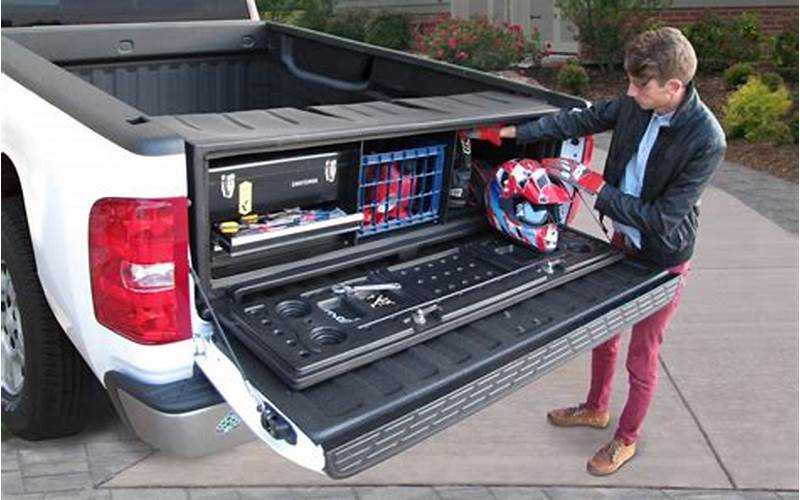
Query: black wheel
[[2, 196, 95, 439]]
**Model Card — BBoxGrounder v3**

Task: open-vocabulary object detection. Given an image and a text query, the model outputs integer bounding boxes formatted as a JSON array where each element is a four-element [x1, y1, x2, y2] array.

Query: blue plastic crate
[[358, 145, 446, 236]]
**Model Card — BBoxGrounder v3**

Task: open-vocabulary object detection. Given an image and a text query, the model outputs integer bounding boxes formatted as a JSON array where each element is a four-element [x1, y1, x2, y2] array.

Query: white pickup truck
[[1, 0, 681, 478]]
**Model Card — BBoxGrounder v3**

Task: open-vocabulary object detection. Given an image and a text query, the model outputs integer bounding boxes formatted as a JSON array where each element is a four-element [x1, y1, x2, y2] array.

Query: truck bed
[[2, 20, 584, 155]]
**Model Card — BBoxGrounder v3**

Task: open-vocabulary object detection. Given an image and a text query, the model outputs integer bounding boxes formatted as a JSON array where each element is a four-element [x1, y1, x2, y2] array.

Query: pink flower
[[448, 37, 458, 49], [457, 51, 468, 60]]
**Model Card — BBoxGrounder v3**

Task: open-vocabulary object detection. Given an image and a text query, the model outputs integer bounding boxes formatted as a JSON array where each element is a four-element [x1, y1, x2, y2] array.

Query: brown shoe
[[547, 404, 610, 429], [586, 439, 637, 476]]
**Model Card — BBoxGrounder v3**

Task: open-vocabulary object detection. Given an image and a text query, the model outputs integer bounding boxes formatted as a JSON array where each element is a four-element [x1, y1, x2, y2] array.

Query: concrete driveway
[[2, 135, 797, 499]]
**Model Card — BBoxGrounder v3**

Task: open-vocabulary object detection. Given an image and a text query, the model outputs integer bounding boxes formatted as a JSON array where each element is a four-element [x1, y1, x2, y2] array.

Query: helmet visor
[[516, 202, 550, 226]]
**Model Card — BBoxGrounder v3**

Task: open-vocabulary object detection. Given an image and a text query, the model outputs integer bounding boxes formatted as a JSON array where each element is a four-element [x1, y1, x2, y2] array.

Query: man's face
[[626, 75, 682, 111]]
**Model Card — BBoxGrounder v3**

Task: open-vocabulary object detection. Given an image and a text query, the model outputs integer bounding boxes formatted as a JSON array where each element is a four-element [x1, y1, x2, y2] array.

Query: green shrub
[[294, 0, 333, 32], [723, 62, 755, 90], [556, 0, 668, 71], [365, 11, 411, 50], [682, 12, 727, 70], [727, 12, 764, 63], [326, 7, 370, 41], [759, 72, 785, 92], [257, 0, 299, 22], [683, 11, 764, 71], [557, 60, 590, 95], [723, 76, 793, 145], [416, 14, 542, 72], [789, 107, 799, 144], [788, 91, 799, 144], [770, 25, 798, 80]]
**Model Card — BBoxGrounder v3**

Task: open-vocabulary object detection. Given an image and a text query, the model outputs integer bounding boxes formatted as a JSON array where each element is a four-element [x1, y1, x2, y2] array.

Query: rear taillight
[[89, 197, 190, 345]]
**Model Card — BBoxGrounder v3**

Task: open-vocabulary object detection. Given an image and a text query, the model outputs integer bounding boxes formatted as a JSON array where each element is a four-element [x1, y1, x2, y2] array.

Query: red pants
[[584, 234, 691, 445]]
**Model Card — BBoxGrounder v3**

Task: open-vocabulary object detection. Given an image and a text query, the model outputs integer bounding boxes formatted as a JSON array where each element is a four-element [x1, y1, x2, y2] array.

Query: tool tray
[[215, 207, 363, 258], [216, 228, 622, 389]]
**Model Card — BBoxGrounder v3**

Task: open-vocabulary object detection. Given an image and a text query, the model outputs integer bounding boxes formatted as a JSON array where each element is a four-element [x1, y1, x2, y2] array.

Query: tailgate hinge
[[259, 403, 297, 445]]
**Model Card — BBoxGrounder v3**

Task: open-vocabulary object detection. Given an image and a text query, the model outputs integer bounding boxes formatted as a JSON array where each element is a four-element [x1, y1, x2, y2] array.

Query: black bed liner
[[2, 20, 586, 155], [217, 256, 678, 456]]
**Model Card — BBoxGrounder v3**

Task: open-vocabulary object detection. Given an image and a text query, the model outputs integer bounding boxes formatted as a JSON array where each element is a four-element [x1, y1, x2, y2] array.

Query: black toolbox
[[207, 148, 359, 223]]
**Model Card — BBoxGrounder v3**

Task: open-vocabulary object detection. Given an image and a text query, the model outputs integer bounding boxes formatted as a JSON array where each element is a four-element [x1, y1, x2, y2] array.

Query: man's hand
[[542, 157, 605, 195], [469, 125, 517, 146]]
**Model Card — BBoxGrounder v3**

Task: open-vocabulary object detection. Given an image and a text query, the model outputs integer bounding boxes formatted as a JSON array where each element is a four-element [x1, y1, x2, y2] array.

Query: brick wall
[[657, 6, 798, 34]]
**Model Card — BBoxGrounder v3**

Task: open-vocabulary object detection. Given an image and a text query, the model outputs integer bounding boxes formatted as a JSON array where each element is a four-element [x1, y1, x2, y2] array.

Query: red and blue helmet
[[485, 158, 575, 252]]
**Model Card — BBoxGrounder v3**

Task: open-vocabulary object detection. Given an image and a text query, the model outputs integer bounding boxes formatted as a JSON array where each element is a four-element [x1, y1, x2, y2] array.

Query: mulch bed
[[522, 66, 799, 184]]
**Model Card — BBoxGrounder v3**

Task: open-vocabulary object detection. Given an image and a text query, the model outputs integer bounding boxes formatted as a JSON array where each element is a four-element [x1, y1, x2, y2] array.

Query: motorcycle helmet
[[485, 158, 574, 252]]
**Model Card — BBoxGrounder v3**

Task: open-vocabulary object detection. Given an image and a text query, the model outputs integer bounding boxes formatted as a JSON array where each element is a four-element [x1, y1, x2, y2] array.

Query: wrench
[[332, 282, 402, 296]]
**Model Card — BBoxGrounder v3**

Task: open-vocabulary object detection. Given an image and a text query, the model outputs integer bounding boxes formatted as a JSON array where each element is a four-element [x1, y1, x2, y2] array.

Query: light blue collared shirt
[[612, 110, 674, 249]]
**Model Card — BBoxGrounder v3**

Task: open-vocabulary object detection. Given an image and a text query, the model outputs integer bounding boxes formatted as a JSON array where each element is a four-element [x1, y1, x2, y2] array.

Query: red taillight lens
[[89, 197, 190, 345]]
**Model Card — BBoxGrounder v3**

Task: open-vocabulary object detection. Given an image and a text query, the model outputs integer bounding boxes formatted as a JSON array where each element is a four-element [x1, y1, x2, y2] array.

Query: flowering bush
[[415, 14, 542, 72]]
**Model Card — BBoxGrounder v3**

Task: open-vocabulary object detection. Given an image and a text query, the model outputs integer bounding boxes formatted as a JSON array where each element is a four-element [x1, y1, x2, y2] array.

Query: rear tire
[[2, 196, 94, 439]]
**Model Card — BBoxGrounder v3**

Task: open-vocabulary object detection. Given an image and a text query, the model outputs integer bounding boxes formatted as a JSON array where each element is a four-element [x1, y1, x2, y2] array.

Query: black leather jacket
[[516, 83, 726, 268]]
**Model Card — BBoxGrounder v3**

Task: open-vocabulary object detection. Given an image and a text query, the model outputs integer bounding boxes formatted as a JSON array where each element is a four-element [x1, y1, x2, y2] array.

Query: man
[[473, 27, 726, 475]]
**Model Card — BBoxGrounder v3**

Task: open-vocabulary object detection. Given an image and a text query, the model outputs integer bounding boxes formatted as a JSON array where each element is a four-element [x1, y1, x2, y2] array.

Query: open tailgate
[[194, 255, 679, 478]]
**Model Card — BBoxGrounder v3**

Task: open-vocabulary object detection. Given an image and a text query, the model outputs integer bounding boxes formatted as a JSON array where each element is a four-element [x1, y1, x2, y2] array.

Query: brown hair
[[624, 27, 697, 85]]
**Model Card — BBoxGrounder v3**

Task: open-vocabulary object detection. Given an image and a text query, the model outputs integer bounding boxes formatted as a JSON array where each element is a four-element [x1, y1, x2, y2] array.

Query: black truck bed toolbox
[[155, 91, 559, 151]]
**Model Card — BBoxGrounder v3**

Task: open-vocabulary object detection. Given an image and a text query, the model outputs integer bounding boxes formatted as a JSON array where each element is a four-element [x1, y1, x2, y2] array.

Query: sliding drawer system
[[214, 229, 622, 389], [195, 255, 680, 477]]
